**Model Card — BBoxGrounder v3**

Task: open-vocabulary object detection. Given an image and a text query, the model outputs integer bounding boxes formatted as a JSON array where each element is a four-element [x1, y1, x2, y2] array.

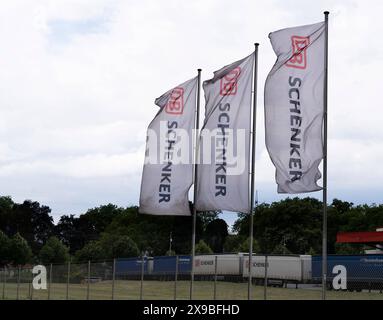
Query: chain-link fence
[[1, 254, 383, 300]]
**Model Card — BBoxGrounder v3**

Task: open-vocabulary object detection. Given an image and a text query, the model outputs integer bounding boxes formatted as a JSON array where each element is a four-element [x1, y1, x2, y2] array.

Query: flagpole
[[322, 11, 329, 300], [248, 43, 259, 300], [190, 68, 202, 300]]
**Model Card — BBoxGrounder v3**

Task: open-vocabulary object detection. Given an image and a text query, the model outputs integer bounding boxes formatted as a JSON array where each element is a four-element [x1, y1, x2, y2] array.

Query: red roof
[[337, 231, 383, 244]]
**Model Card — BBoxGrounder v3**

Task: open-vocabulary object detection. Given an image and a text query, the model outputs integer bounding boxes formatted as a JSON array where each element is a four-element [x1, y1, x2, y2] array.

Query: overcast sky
[[1, 0, 382, 228]]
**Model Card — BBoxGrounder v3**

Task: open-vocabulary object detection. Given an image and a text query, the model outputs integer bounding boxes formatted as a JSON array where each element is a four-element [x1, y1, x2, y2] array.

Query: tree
[[238, 237, 261, 253], [55, 204, 124, 255], [9, 233, 32, 265], [55, 214, 87, 254], [204, 219, 228, 253], [9, 200, 54, 254], [74, 233, 140, 262], [0, 230, 11, 265], [195, 240, 213, 254], [166, 250, 176, 256], [74, 241, 105, 263], [223, 234, 244, 253], [198, 211, 221, 230], [99, 233, 140, 259], [331, 199, 354, 214], [39, 236, 70, 264], [4, 195, 383, 262], [105, 206, 204, 255], [234, 198, 323, 254], [105, 207, 174, 255], [0, 196, 14, 235], [80, 204, 124, 239], [272, 243, 292, 254]]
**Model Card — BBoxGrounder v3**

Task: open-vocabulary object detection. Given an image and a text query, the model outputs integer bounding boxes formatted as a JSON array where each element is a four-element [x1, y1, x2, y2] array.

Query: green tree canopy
[[238, 237, 261, 253], [99, 233, 140, 259], [39, 236, 70, 264], [74, 241, 105, 263], [55, 204, 124, 254], [0, 230, 11, 265], [223, 234, 244, 253], [9, 233, 32, 265], [2, 196, 383, 262], [204, 219, 228, 253], [195, 240, 213, 254]]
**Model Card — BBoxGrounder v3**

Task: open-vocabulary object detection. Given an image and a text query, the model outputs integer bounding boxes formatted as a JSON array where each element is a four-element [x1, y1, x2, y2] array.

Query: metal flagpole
[[248, 43, 259, 300], [87, 261, 90, 300], [66, 261, 70, 300], [174, 255, 179, 300], [322, 11, 329, 300], [169, 232, 172, 254], [190, 68, 202, 300]]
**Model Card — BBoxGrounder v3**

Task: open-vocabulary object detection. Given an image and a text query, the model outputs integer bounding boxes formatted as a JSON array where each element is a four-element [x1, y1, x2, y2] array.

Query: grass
[[1, 280, 383, 300]]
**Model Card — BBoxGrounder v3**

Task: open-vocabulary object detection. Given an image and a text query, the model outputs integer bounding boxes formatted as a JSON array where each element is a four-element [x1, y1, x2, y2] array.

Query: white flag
[[196, 54, 254, 213], [264, 22, 325, 193], [139, 77, 197, 215]]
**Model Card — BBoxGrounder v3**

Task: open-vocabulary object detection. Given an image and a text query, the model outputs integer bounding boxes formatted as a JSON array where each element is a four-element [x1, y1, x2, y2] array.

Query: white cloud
[[0, 150, 144, 178]]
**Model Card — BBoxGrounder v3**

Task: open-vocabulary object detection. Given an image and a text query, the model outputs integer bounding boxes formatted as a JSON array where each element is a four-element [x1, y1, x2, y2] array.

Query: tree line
[[0, 196, 382, 266]]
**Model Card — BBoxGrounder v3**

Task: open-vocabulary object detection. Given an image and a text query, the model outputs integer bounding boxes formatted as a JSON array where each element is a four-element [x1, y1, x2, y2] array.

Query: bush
[[334, 243, 364, 254], [271, 244, 292, 254], [166, 250, 176, 256], [238, 237, 261, 253], [195, 240, 213, 254]]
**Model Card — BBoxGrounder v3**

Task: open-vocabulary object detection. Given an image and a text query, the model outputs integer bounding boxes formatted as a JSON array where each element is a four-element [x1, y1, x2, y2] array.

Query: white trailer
[[242, 255, 312, 284], [193, 254, 241, 275]]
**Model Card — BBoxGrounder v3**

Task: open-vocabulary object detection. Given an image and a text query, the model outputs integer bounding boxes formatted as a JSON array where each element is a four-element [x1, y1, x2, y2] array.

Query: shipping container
[[193, 254, 242, 276], [152, 255, 191, 275], [242, 255, 312, 285], [312, 254, 383, 291], [115, 257, 151, 277]]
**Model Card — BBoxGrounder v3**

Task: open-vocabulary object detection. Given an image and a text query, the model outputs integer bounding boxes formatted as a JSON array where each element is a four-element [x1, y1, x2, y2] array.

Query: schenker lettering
[[215, 103, 230, 197], [288, 76, 302, 182], [159, 121, 178, 203]]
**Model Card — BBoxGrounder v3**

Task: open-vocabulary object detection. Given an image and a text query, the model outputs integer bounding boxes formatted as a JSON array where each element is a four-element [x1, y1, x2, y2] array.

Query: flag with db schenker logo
[[196, 54, 254, 213], [264, 22, 325, 194], [139, 77, 198, 216]]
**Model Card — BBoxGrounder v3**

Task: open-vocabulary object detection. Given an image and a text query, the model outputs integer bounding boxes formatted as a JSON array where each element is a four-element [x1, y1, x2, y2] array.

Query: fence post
[[174, 256, 179, 300], [112, 259, 116, 300], [87, 261, 90, 300], [140, 255, 144, 300], [48, 264, 52, 300], [264, 255, 268, 300], [28, 269, 31, 300], [214, 255, 218, 300], [66, 261, 70, 300], [30, 268, 33, 300], [16, 266, 20, 300], [2, 267, 6, 300]]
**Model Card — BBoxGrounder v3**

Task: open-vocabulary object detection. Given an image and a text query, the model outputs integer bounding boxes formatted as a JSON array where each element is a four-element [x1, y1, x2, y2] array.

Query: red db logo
[[220, 67, 241, 96], [286, 36, 310, 69], [195, 259, 200, 267], [165, 87, 184, 115]]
